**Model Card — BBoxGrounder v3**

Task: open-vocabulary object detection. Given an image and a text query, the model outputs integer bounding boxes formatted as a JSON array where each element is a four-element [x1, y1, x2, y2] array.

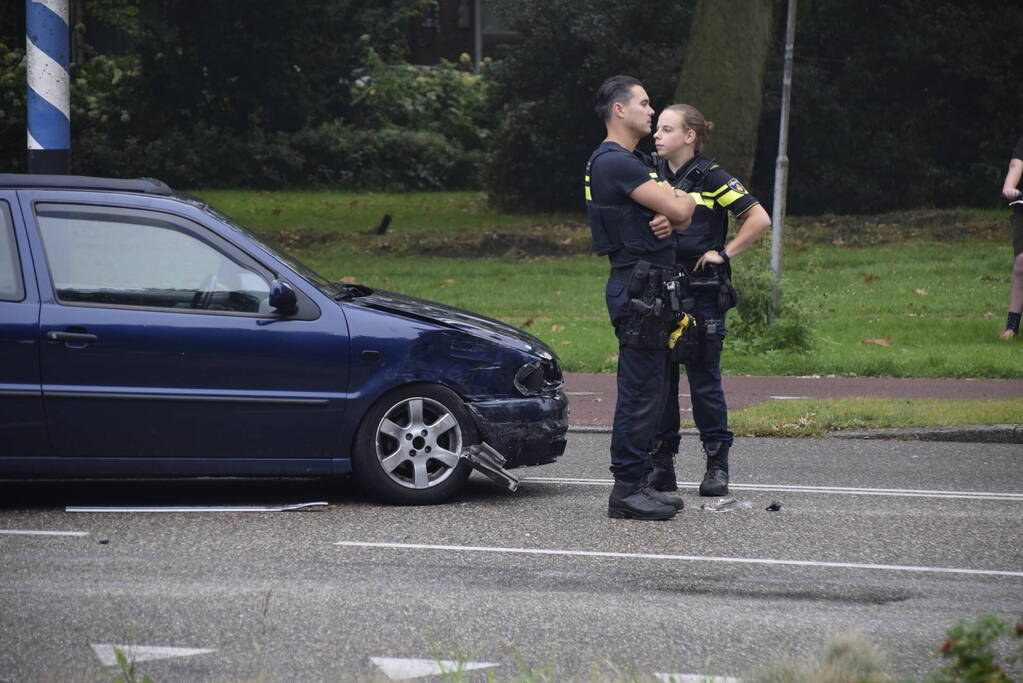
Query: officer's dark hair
[[594, 75, 643, 123], [664, 104, 714, 154]]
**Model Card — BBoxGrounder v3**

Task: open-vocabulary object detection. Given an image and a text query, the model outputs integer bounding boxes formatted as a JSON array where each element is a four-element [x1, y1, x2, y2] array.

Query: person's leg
[[608, 343, 676, 518], [685, 299, 732, 496], [1002, 212, 1023, 340], [649, 356, 682, 491]]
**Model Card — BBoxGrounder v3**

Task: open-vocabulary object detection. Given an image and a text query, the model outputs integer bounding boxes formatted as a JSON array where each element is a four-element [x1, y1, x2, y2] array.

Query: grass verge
[[723, 398, 1023, 438], [192, 190, 1022, 379]]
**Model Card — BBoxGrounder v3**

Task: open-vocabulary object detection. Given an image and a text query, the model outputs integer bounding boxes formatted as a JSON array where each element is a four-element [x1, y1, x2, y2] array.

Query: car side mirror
[[269, 279, 298, 314]]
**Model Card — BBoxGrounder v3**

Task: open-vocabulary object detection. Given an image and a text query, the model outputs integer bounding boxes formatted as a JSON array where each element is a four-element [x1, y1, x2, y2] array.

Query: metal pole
[[769, 0, 796, 323], [26, 0, 70, 174], [474, 0, 483, 69]]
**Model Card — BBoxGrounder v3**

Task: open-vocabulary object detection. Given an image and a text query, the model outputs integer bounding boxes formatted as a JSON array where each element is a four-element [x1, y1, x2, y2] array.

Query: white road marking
[[91, 644, 215, 667], [564, 391, 603, 396], [334, 541, 1023, 578], [0, 529, 88, 537], [655, 674, 741, 683], [66, 502, 328, 513], [519, 477, 1023, 502], [370, 656, 498, 680], [767, 395, 810, 400]]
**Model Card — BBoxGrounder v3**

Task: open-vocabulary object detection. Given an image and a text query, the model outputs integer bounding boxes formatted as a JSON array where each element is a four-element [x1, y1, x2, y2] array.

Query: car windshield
[[205, 205, 352, 298]]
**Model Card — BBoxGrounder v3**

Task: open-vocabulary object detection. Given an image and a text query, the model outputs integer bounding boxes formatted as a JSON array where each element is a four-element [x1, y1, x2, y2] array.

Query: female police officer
[[646, 104, 770, 497]]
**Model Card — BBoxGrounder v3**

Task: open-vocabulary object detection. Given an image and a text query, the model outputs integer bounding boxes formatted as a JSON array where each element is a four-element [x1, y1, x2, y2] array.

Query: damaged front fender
[[467, 392, 569, 468]]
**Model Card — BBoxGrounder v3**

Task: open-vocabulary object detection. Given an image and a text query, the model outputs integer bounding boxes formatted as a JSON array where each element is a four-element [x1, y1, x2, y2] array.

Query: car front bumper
[[466, 391, 569, 468]]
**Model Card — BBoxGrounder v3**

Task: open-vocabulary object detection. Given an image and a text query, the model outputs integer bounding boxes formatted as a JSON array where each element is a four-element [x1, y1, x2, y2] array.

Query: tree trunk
[[676, 0, 776, 183]]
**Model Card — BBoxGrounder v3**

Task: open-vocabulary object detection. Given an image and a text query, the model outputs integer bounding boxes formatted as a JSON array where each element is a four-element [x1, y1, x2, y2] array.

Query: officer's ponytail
[[665, 104, 713, 154]]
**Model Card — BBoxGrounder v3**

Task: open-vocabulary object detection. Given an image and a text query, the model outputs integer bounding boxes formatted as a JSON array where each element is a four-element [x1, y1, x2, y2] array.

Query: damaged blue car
[[0, 174, 568, 504]]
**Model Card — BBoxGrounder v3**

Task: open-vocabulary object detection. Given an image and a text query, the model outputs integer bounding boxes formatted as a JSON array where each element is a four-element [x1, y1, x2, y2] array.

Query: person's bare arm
[[630, 181, 695, 238], [1002, 158, 1022, 200], [694, 204, 771, 270]]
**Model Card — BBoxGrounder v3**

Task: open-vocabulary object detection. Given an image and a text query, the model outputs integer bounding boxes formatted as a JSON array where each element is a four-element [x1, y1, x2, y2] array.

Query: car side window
[[35, 204, 272, 314], [0, 201, 25, 302]]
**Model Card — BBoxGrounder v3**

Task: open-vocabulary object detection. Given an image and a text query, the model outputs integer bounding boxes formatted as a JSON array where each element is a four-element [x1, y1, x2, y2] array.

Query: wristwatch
[[718, 249, 730, 263]]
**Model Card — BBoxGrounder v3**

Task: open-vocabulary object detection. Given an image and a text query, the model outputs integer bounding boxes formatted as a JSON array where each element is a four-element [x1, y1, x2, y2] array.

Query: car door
[[25, 193, 351, 473], [0, 192, 48, 461]]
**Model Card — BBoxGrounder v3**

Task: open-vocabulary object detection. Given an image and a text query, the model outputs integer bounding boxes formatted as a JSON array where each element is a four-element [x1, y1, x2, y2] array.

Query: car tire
[[353, 384, 476, 505]]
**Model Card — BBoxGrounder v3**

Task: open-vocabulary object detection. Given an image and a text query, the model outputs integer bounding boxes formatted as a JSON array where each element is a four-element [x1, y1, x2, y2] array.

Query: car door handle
[[47, 331, 99, 343]]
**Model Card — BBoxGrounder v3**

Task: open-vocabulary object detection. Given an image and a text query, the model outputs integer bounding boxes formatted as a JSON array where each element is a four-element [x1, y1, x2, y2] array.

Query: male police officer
[[585, 76, 696, 520]]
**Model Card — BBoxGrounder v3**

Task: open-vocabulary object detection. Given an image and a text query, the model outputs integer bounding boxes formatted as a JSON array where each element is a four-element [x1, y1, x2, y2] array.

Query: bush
[[347, 46, 492, 152], [927, 613, 1023, 682], [729, 243, 816, 354]]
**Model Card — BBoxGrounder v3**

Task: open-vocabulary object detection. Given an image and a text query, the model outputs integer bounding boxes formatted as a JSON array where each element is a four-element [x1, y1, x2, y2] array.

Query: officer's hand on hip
[[649, 213, 674, 239], [695, 249, 725, 271]]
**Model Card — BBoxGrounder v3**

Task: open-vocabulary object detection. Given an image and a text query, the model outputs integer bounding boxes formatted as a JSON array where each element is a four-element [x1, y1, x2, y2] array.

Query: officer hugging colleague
[[585, 76, 771, 521]]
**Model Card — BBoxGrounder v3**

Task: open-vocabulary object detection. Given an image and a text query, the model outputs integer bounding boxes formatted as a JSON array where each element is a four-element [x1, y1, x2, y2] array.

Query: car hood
[[351, 289, 556, 359]]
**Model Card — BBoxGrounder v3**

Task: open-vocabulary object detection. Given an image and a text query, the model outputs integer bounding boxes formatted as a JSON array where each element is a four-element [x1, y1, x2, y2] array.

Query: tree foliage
[[753, 0, 1023, 213], [483, 0, 694, 212]]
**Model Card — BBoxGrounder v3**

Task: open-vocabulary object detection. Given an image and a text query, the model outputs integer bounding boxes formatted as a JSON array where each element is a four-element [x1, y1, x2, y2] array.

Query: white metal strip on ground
[[334, 540, 1023, 578], [66, 502, 329, 513], [91, 644, 216, 667], [519, 477, 1023, 501], [0, 529, 88, 537]]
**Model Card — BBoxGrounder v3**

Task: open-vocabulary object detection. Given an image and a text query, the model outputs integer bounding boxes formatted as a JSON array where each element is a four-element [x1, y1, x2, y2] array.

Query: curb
[[828, 424, 1023, 444], [568, 424, 1023, 443]]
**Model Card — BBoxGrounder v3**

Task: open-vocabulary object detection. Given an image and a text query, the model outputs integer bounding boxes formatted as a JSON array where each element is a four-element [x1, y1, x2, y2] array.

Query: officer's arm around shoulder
[[629, 180, 695, 225]]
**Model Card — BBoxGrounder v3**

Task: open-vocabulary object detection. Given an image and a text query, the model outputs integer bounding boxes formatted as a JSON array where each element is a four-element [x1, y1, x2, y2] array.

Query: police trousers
[[655, 292, 733, 454], [605, 274, 670, 481]]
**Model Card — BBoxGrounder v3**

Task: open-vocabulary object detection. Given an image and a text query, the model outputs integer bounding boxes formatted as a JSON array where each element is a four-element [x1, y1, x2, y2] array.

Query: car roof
[[0, 173, 174, 196]]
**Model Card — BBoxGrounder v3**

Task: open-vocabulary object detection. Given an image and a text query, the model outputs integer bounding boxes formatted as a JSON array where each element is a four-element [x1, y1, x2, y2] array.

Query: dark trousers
[[606, 276, 669, 480], [656, 293, 733, 453]]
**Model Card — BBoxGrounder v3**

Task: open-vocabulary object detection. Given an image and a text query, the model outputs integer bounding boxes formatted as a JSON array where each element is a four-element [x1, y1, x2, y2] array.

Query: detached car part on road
[[0, 174, 568, 504]]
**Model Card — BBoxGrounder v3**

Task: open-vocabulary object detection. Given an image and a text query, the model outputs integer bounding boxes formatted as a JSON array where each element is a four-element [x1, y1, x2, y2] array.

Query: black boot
[[648, 486, 685, 510], [608, 478, 677, 520], [699, 441, 730, 497], [647, 446, 678, 492]]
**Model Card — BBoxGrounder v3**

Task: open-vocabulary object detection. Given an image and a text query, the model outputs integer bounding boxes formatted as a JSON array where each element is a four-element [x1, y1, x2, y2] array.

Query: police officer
[[647, 104, 771, 497], [585, 76, 696, 520], [999, 135, 1023, 340]]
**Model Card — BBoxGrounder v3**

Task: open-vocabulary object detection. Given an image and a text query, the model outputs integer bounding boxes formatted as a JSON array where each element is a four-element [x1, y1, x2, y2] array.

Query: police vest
[[584, 146, 671, 266], [657, 156, 728, 256]]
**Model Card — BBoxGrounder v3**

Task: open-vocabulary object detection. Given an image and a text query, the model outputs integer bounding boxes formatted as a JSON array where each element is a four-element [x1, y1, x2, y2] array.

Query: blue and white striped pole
[[26, 0, 70, 174]]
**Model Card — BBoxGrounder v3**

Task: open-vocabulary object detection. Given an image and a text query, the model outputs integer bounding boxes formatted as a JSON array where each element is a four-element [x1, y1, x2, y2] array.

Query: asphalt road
[[1, 434, 1021, 682]]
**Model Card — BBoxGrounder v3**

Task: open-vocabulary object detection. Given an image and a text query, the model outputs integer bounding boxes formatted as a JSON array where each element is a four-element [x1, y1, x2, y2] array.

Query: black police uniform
[[652, 154, 759, 456], [585, 141, 674, 482]]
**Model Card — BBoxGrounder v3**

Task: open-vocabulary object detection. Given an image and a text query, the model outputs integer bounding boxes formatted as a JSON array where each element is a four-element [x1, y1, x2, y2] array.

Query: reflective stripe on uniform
[[702, 183, 745, 208], [689, 191, 715, 209]]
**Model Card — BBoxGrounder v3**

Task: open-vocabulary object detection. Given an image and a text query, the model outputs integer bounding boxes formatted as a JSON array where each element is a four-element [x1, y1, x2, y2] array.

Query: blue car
[[0, 174, 568, 504]]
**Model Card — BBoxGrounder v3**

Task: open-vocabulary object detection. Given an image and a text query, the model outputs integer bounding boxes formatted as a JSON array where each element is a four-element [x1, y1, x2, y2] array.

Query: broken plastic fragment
[[766, 500, 783, 511], [698, 497, 752, 512]]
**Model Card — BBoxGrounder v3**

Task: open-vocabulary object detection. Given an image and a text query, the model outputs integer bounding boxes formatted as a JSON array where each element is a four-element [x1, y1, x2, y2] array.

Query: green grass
[[721, 241, 1020, 378], [192, 190, 1023, 378], [725, 397, 1023, 437], [193, 189, 579, 234]]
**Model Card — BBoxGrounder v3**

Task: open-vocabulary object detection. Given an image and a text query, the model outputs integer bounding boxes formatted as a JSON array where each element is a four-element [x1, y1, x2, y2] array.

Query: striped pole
[[26, 0, 70, 174]]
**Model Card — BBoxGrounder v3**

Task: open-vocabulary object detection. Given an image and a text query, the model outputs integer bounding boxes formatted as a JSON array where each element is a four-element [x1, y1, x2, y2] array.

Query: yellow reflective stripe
[[703, 183, 730, 199], [585, 186, 592, 200], [689, 191, 714, 209], [584, 174, 591, 200], [715, 189, 745, 207], [648, 172, 658, 179]]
